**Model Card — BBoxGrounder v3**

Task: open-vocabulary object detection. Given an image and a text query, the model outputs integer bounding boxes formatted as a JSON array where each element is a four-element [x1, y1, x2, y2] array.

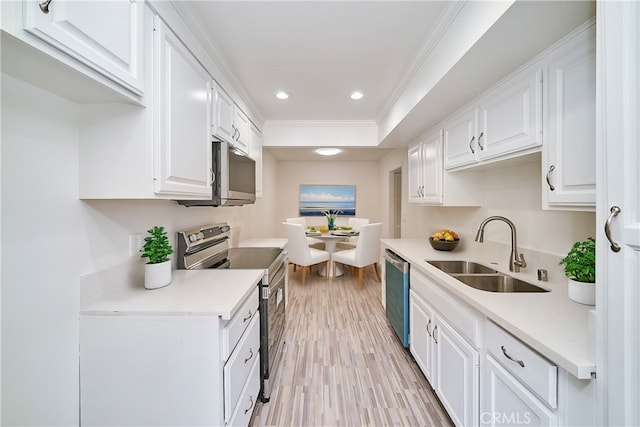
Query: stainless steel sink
[[426, 260, 498, 275], [452, 274, 549, 293]]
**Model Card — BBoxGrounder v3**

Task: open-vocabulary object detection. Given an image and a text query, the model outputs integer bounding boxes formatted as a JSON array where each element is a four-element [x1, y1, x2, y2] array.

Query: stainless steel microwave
[[178, 141, 256, 207]]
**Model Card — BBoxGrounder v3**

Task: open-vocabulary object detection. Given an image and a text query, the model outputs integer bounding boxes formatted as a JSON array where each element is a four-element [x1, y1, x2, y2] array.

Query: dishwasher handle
[[384, 250, 409, 274]]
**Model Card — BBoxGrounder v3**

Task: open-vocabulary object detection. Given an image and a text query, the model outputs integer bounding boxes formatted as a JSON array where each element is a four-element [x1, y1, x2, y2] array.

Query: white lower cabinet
[[409, 289, 434, 382], [434, 313, 480, 427], [410, 271, 480, 427], [408, 267, 595, 427], [80, 288, 261, 426], [482, 356, 558, 427]]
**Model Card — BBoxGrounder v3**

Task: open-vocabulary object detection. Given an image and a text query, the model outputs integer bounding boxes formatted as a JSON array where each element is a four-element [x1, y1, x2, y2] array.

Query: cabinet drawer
[[411, 270, 482, 347], [222, 287, 259, 361], [224, 313, 260, 423], [227, 354, 261, 427], [485, 320, 557, 408]]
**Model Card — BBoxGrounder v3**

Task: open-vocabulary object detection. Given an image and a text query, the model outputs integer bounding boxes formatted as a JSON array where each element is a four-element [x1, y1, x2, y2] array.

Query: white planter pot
[[145, 260, 172, 290], [568, 278, 595, 306]]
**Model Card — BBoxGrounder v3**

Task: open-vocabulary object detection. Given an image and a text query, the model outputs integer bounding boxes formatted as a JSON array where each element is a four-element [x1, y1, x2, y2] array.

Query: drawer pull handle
[[39, 0, 52, 13], [469, 136, 476, 154], [243, 310, 252, 323], [501, 345, 525, 367], [426, 319, 432, 337], [433, 325, 439, 344], [244, 395, 254, 414], [478, 132, 485, 150], [244, 348, 254, 364]]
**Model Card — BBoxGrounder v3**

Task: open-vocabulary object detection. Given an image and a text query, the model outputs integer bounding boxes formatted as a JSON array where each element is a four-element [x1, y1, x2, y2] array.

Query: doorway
[[389, 168, 402, 238]]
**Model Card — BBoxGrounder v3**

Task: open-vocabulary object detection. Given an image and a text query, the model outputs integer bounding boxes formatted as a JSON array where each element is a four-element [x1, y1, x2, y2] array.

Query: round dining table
[[306, 231, 358, 277]]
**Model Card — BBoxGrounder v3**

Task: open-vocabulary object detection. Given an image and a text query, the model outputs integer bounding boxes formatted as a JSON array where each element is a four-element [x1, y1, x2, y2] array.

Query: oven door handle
[[270, 263, 287, 288]]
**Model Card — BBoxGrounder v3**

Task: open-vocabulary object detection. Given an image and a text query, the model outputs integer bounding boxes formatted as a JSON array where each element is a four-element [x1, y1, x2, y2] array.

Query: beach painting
[[299, 185, 356, 216]]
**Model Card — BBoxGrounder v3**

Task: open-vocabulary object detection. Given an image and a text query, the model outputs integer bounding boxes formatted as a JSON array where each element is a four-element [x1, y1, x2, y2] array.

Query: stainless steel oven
[[176, 224, 288, 402]]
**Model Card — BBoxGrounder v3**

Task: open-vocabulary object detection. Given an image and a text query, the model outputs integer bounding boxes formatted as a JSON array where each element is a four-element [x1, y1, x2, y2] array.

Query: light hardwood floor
[[250, 263, 453, 427]]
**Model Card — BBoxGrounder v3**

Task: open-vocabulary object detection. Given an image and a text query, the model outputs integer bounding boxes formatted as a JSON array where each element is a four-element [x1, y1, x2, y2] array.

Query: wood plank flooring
[[250, 264, 453, 427]]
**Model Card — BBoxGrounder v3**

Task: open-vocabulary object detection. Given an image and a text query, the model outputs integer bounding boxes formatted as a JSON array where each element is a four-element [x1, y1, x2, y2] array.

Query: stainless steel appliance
[[178, 141, 256, 207], [384, 249, 410, 347], [176, 224, 287, 402]]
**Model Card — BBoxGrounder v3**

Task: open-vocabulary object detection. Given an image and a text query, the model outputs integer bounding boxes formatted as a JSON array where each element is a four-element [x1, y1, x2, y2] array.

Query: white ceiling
[[183, 1, 448, 122], [175, 1, 595, 161]]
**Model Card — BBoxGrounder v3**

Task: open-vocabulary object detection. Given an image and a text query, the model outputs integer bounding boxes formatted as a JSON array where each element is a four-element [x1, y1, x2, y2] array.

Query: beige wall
[[273, 160, 381, 236], [389, 154, 596, 257]]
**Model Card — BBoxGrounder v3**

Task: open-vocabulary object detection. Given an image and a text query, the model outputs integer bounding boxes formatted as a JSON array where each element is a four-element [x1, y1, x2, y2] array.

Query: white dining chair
[[332, 223, 382, 289], [335, 217, 370, 251], [286, 217, 325, 249], [284, 222, 331, 286]]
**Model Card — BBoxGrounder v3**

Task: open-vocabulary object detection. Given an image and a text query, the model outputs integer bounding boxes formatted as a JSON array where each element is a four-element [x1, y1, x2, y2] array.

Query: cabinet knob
[[38, 0, 52, 13], [469, 136, 475, 154], [546, 165, 556, 191]]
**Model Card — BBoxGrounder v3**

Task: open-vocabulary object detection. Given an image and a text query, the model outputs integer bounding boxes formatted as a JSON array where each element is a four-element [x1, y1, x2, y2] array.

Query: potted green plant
[[141, 226, 174, 290], [560, 237, 595, 305], [322, 209, 342, 231]]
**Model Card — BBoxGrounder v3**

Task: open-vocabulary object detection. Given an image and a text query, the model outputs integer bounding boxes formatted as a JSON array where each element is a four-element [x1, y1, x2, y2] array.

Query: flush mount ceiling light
[[316, 148, 341, 156], [350, 91, 364, 100], [275, 91, 290, 100]]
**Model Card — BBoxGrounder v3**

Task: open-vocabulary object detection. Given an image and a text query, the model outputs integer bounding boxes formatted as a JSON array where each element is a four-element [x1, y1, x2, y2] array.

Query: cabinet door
[[153, 17, 212, 197], [233, 108, 250, 154], [24, 0, 144, 95], [444, 106, 478, 169], [544, 26, 595, 209], [407, 144, 424, 204], [212, 83, 235, 143], [421, 130, 444, 204], [481, 356, 558, 426], [409, 290, 435, 383], [249, 125, 263, 198], [477, 68, 542, 161], [434, 315, 479, 427]]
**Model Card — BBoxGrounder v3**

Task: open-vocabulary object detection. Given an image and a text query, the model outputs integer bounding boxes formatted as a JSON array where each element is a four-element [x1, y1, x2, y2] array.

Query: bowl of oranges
[[429, 229, 460, 251]]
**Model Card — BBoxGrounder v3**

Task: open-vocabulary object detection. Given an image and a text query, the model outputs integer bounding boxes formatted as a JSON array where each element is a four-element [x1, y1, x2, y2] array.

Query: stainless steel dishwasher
[[384, 249, 410, 347]]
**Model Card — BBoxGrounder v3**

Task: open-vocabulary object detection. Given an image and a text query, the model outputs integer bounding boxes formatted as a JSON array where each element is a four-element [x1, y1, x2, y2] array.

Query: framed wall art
[[298, 184, 356, 216]]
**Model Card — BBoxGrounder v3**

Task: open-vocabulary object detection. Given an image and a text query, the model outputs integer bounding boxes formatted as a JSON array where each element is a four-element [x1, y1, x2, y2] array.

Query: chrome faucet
[[475, 216, 527, 272]]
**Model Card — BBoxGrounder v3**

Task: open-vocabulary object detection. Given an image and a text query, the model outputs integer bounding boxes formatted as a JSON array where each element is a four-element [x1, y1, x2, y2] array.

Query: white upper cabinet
[[409, 129, 482, 207], [212, 82, 235, 143], [211, 82, 250, 154], [444, 67, 542, 171], [542, 22, 596, 210], [153, 16, 212, 197], [444, 106, 478, 169], [233, 108, 250, 154], [477, 68, 542, 161], [23, 0, 144, 95]]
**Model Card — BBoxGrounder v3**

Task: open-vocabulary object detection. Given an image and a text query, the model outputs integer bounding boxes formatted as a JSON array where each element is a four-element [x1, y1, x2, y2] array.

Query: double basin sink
[[426, 260, 549, 293]]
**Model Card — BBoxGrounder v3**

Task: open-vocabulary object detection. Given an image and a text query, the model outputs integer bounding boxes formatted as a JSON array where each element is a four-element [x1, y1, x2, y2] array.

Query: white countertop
[[381, 238, 596, 379], [81, 269, 263, 320]]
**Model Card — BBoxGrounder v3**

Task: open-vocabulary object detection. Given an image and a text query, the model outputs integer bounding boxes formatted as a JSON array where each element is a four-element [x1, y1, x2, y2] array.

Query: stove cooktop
[[224, 247, 284, 270]]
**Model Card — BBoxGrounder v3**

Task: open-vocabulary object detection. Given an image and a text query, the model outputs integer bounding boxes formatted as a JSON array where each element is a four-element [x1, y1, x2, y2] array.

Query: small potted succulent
[[141, 226, 174, 290], [560, 237, 595, 305]]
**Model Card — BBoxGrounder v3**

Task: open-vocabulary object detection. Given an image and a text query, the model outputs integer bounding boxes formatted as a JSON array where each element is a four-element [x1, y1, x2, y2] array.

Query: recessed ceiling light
[[316, 148, 341, 156], [275, 91, 289, 100], [350, 91, 364, 100]]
